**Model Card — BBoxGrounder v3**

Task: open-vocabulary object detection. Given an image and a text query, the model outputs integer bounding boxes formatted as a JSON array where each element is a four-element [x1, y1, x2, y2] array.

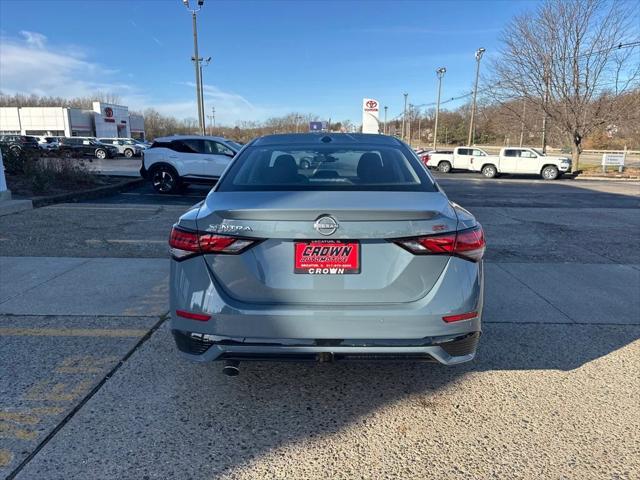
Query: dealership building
[[0, 101, 145, 139]]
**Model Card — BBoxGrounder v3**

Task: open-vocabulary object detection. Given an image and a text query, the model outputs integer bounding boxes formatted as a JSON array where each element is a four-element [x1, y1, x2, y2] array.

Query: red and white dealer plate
[[294, 240, 360, 274]]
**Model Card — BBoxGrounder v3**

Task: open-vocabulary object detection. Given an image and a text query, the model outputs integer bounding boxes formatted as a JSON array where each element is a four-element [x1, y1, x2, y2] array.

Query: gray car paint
[[169, 134, 484, 365]]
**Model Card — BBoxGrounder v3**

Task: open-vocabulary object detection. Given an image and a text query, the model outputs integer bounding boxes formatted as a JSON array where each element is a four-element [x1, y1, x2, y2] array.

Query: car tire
[[481, 164, 497, 178], [541, 165, 559, 180], [150, 165, 180, 194], [9, 146, 21, 157], [438, 161, 452, 173], [62, 149, 73, 159], [300, 159, 311, 170], [95, 149, 107, 160], [124, 148, 134, 158]]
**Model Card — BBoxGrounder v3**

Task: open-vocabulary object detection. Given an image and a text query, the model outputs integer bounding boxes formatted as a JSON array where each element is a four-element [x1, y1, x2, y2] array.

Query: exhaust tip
[[222, 360, 240, 377]]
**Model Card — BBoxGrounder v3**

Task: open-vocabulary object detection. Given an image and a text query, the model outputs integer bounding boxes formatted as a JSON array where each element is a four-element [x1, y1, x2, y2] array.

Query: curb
[[0, 199, 33, 217], [31, 177, 144, 208], [571, 175, 640, 182]]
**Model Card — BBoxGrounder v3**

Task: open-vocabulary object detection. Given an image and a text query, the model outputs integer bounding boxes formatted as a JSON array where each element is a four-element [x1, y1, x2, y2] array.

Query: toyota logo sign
[[104, 107, 114, 118], [366, 100, 378, 109]]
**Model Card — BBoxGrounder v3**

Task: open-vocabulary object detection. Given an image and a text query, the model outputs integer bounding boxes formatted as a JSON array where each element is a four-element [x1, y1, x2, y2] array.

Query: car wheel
[[95, 149, 107, 159], [438, 161, 452, 173], [124, 148, 134, 158], [151, 166, 179, 194], [481, 164, 497, 178], [300, 159, 311, 170], [62, 149, 73, 159], [9, 146, 21, 157], [541, 165, 559, 180]]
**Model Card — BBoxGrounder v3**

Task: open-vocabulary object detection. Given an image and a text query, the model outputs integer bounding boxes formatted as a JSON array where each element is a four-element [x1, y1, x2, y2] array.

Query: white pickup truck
[[470, 147, 572, 180], [425, 147, 497, 173]]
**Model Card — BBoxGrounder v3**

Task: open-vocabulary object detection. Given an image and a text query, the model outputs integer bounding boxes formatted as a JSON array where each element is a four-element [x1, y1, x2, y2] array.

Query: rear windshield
[[216, 145, 437, 192]]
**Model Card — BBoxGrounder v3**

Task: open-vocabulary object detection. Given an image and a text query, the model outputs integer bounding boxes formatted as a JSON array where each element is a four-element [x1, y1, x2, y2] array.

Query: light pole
[[383, 106, 388, 135], [433, 67, 446, 150], [402, 93, 408, 141], [206, 105, 215, 135], [183, 0, 205, 135], [192, 55, 211, 134], [467, 47, 485, 146], [199, 56, 211, 131]]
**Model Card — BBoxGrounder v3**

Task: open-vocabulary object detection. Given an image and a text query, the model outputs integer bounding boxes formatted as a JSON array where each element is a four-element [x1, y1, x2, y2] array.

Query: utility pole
[[541, 69, 550, 153], [183, 0, 206, 135], [418, 116, 422, 144], [402, 93, 408, 141], [519, 98, 526, 147], [467, 47, 485, 146], [212, 106, 215, 129], [433, 67, 446, 150], [383, 106, 388, 135]]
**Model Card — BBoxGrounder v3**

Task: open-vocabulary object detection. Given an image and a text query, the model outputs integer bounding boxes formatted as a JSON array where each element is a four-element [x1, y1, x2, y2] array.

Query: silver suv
[[98, 138, 144, 158]]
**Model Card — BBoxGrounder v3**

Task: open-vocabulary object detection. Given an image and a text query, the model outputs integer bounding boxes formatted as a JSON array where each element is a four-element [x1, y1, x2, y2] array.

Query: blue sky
[[0, 0, 537, 125]]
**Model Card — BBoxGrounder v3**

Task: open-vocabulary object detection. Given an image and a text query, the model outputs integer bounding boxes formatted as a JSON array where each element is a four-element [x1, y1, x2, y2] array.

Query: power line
[[386, 40, 640, 121]]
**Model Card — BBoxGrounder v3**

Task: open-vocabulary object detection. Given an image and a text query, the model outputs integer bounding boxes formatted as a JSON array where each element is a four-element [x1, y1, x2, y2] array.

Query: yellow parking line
[[0, 328, 147, 338], [0, 449, 13, 468]]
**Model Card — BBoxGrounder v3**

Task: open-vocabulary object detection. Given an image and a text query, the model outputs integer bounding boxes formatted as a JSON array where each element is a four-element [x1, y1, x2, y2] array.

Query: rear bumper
[[169, 256, 484, 366], [172, 330, 480, 365]]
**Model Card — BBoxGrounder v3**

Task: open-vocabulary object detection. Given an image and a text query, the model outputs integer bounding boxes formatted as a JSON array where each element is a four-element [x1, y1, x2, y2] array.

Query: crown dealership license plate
[[294, 240, 360, 274]]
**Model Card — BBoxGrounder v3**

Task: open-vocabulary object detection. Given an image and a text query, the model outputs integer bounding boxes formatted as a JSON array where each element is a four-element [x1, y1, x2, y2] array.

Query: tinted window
[[170, 139, 203, 154], [217, 145, 437, 192], [203, 141, 234, 156], [504, 149, 519, 157], [457, 148, 471, 155]]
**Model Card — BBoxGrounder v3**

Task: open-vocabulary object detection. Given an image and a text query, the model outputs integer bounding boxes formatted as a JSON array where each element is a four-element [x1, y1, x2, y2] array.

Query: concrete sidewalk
[[1, 256, 638, 325], [0, 257, 168, 316]]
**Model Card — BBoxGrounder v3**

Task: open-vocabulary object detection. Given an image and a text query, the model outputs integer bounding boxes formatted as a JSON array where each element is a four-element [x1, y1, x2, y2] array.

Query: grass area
[[4, 151, 116, 197], [577, 165, 640, 179]]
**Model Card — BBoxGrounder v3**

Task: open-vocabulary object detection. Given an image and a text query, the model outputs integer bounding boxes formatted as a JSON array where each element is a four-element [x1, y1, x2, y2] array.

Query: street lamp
[[383, 106, 388, 135], [183, 0, 206, 135], [433, 67, 446, 150], [402, 93, 408, 141], [467, 47, 485, 146]]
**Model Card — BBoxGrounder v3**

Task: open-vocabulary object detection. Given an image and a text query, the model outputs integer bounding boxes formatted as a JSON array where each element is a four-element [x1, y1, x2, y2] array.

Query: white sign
[[602, 153, 625, 166], [362, 98, 380, 134]]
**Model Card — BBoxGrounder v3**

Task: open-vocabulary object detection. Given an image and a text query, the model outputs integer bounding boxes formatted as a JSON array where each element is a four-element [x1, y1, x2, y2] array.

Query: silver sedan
[[169, 134, 485, 375]]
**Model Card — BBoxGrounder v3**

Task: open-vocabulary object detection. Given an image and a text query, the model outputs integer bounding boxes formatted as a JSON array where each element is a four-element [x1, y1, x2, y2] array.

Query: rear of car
[[424, 150, 454, 171], [169, 134, 485, 373], [0, 135, 41, 155]]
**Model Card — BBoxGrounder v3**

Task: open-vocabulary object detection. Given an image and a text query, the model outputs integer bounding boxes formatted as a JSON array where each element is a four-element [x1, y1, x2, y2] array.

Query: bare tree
[[490, 0, 640, 169]]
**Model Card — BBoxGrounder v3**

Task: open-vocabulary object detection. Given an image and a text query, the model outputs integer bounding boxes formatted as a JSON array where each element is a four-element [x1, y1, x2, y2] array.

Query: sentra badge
[[207, 224, 252, 233]]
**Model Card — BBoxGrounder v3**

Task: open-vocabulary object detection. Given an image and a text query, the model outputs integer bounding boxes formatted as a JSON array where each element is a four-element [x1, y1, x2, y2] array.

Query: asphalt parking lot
[[1, 173, 639, 479]]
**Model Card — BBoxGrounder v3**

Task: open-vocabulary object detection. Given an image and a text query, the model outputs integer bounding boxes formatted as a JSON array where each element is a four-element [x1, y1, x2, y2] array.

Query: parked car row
[[419, 146, 572, 180], [0, 135, 148, 160]]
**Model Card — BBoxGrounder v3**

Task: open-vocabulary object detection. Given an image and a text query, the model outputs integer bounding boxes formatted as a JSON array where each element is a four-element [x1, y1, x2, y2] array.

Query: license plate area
[[294, 240, 360, 274]]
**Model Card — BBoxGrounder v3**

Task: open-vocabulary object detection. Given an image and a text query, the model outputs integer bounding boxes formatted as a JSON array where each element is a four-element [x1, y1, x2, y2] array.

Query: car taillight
[[169, 226, 258, 260], [392, 224, 485, 262]]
